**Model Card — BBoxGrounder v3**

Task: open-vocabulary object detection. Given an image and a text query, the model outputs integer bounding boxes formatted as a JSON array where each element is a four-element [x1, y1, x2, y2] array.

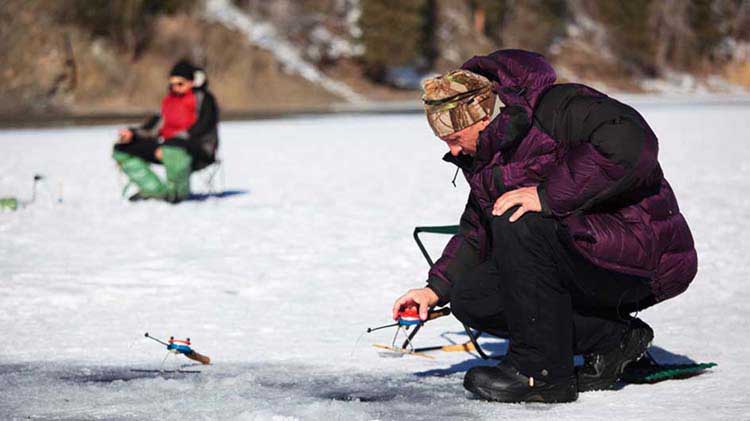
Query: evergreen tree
[[591, 0, 659, 76], [359, 0, 431, 81], [690, 0, 724, 60], [60, 0, 194, 58], [498, 0, 568, 54]]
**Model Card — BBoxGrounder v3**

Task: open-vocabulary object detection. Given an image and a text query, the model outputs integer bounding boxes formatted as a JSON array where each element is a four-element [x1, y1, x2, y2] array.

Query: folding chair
[[193, 157, 225, 196], [413, 225, 500, 360]]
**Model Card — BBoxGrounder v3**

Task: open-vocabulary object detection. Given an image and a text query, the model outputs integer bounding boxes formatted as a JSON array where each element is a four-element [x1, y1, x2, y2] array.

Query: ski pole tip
[[144, 332, 149, 337]]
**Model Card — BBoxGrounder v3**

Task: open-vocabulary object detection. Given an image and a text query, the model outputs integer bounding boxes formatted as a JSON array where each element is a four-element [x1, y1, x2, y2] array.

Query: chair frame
[[413, 225, 499, 360]]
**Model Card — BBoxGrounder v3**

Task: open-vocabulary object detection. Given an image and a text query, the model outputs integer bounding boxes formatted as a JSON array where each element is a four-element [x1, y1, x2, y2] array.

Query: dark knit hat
[[169, 60, 196, 80]]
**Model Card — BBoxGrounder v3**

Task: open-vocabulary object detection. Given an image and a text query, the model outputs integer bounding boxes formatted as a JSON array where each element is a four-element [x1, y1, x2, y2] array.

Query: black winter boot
[[128, 192, 154, 202], [577, 318, 654, 392], [464, 360, 578, 403]]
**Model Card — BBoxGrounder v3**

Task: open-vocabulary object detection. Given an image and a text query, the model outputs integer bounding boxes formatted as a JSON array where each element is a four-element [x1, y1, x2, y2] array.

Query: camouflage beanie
[[422, 70, 497, 137]]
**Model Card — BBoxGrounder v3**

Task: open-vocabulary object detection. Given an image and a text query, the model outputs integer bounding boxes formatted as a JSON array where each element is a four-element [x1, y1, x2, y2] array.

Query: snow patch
[[306, 24, 364, 63], [203, 0, 366, 103], [641, 70, 750, 95]]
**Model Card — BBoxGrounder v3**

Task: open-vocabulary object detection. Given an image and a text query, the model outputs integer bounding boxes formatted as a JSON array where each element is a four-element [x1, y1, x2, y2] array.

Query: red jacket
[[160, 90, 197, 140]]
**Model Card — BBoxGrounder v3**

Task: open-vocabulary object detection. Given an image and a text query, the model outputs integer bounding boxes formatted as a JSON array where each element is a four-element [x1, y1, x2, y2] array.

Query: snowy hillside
[[203, 0, 365, 103], [1, 100, 749, 419]]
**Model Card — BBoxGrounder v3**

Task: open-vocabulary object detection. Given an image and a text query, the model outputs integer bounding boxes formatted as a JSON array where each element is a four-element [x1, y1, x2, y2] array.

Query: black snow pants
[[113, 136, 193, 165], [450, 210, 655, 381]]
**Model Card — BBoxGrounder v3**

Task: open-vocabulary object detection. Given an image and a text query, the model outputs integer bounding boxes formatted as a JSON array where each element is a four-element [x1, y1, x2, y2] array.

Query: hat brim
[[425, 88, 497, 137]]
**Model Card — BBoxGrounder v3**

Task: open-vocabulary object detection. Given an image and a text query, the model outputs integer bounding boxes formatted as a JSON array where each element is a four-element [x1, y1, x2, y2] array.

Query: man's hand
[[392, 287, 439, 321], [118, 129, 133, 143], [492, 186, 542, 222]]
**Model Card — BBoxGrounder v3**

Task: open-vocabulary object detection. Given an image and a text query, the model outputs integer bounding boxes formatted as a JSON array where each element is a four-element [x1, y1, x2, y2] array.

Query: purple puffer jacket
[[427, 50, 697, 304]]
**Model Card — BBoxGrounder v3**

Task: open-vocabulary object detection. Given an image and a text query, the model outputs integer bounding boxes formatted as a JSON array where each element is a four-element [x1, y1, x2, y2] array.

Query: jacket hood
[[457, 50, 557, 167], [461, 49, 556, 109], [193, 68, 209, 90]]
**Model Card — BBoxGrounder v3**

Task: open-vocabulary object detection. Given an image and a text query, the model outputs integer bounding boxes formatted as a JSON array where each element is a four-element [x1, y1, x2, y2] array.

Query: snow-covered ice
[[1, 100, 749, 419]]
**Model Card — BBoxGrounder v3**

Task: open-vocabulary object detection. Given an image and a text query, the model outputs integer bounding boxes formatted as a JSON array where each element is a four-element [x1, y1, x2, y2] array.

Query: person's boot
[[161, 146, 192, 203], [113, 151, 167, 200], [464, 359, 578, 403], [577, 318, 654, 392], [127, 192, 156, 202]]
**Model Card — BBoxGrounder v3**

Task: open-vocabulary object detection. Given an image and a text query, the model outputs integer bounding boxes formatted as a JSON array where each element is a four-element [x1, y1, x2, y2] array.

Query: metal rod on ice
[[144, 332, 170, 346], [366, 322, 399, 333]]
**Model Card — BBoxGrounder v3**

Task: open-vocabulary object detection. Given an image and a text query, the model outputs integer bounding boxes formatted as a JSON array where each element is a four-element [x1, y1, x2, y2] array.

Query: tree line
[[359, 0, 750, 80]]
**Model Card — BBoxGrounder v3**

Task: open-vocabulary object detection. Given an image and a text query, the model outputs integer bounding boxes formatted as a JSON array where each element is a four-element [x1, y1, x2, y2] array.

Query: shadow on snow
[[184, 189, 249, 202]]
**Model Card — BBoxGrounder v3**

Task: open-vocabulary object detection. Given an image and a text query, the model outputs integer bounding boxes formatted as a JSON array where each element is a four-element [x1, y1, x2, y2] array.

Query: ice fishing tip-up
[[144, 332, 211, 365]]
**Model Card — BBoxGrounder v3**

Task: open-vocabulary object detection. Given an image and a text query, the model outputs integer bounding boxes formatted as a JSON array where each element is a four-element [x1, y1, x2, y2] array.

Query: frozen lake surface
[[1, 100, 749, 419]]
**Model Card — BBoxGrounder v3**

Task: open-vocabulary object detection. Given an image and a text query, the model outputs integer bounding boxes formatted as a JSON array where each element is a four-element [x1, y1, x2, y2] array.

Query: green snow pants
[[113, 146, 192, 202]]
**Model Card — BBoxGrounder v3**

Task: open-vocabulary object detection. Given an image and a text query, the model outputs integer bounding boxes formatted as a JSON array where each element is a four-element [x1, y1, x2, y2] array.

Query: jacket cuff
[[492, 166, 507, 196], [537, 183, 553, 217], [426, 276, 451, 307]]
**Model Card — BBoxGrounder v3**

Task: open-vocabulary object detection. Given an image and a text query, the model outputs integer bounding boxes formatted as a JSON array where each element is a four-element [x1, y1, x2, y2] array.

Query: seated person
[[113, 59, 219, 202]]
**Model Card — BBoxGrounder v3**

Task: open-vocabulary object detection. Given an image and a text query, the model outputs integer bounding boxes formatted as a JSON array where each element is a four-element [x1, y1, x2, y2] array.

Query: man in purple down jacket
[[391, 49, 697, 403]]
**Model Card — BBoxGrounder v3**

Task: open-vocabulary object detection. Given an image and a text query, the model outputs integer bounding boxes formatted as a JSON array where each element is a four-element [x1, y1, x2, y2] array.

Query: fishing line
[[349, 330, 368, 359]]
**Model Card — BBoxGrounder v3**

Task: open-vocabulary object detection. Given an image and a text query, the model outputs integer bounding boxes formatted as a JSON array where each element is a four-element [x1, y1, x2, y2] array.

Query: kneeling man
[[392, 49, 697, 403]]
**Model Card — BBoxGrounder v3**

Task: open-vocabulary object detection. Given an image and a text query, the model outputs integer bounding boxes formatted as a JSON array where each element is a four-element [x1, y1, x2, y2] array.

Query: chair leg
[[204, 168, 214, 194], [203, 162, 222, 195], [219, 161, 226, 193], [463, 324, 495, 360]]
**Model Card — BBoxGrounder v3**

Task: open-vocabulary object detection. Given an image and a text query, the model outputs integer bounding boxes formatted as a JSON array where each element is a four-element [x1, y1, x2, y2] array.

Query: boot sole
[[578, 327, 654, 392], [465, 376, 578, 403]]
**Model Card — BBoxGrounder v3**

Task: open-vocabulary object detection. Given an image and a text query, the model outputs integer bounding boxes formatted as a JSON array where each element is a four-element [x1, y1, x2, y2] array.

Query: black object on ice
[[578, 317, 654, 392], [130, 368, 201, 374], [30, 174, 43, 203], [622, 354, 717, 384]]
